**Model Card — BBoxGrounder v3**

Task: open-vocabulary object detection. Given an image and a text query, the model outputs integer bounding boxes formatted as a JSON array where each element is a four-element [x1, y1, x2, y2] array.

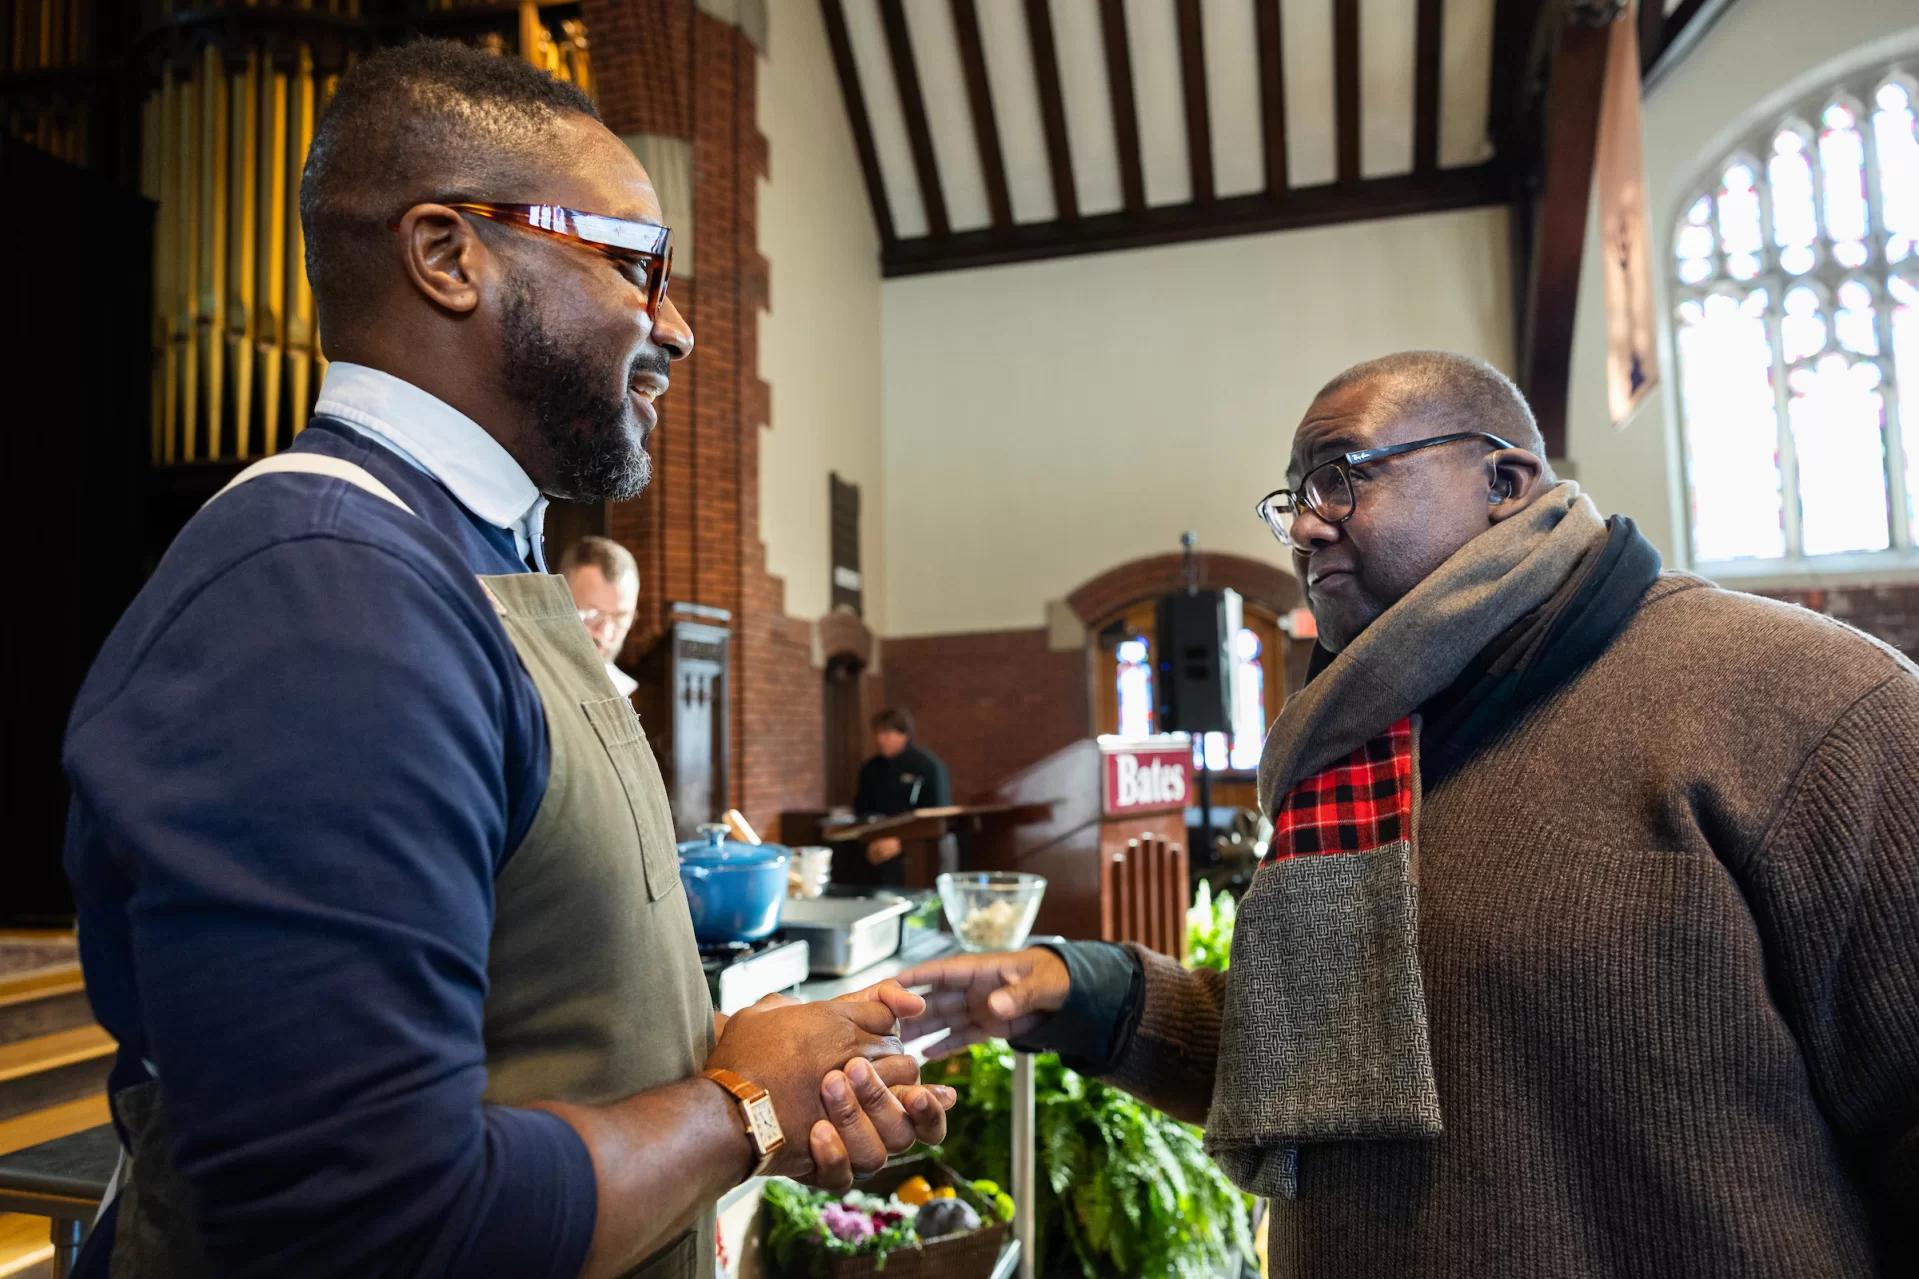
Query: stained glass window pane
[[1820, 103, 1871, 269], [1789, 354, 1890, 555], [1875, 82, 1918, 264], [1892, 275, 1919, 542], [1116, 639, 1154, 738], [1835, 280, 1880, 355], [1718, 163, 1763, 281], [1229, 628, 1264, 771], [1782, 285, 1828, 363], [1770, 129, 1818, 275], [1679, 289, 1786, 560]]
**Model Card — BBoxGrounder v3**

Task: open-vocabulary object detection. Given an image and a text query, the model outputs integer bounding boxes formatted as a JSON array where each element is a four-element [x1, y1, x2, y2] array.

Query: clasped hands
[[703, 979, 956, 1190]]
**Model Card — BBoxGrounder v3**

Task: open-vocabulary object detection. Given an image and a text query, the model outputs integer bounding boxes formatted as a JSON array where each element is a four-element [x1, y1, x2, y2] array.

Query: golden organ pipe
[[143, 90, 163, 461], [284, 43, 314, 438], [174, 69, 196, 464], [199, 42, 227, 461], [258, 54, 286, 456], [156, 66, 177, 463], [228, 51, 257, 456]]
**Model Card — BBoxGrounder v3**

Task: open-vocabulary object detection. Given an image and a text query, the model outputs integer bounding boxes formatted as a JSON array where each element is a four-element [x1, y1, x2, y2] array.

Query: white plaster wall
[[756, 0, 886, 626], [1566, 0, 1919, 570], [879, 207, 1513, 637]]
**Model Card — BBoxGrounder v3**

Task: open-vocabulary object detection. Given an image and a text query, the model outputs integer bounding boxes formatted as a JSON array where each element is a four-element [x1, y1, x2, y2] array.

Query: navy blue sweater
[[63, 421, 595, 1278]]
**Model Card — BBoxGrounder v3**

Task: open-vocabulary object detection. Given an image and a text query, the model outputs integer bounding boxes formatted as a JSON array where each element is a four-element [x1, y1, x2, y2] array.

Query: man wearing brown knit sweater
[[901, 352, 1919, 1277]]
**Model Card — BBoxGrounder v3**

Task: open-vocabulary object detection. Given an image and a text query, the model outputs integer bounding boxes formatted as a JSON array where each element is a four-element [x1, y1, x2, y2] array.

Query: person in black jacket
[[852, 708, 950, 883]]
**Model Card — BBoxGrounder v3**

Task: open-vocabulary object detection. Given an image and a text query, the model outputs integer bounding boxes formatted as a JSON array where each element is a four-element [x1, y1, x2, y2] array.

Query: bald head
[[300, 40, 599, 332], [1285, 351, 1553, 650], [1315, 351, 1553, 477]]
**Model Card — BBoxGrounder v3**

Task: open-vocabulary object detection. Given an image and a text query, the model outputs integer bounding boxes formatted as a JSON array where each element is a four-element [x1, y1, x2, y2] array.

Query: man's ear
[[1487, 448, 1547, 523], [396, 204, 485, 315]]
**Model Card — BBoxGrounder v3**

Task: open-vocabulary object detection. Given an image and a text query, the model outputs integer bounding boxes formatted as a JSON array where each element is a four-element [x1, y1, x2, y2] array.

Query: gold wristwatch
[[702, 1067, 785, 1178]]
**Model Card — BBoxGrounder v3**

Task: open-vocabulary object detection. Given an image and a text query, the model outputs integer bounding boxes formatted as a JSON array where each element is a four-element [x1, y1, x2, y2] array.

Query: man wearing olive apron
[[63, 43, 949, 1279]]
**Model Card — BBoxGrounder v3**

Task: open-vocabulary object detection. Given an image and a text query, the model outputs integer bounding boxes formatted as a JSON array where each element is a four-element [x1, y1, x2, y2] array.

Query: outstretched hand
[[893, 948, 1071, 1059]]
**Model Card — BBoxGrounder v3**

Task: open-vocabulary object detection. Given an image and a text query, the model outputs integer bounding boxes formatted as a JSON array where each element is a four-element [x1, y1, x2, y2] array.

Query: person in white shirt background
[[562, 535, 641, 698]]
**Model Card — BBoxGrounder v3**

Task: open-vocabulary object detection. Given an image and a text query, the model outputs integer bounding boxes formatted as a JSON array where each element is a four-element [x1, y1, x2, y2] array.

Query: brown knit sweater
[[1104, 576, 1919, 1277]]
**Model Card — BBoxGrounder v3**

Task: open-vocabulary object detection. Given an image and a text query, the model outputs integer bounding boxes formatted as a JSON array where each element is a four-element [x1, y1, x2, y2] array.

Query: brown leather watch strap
[[701, 1067, 767, 1104]]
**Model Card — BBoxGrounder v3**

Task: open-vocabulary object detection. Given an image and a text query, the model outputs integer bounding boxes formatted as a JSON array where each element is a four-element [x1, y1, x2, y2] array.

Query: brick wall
[[588, 2, 820, 833], [1750, 582, 1919, 658], [882, 630, 1090, 803]]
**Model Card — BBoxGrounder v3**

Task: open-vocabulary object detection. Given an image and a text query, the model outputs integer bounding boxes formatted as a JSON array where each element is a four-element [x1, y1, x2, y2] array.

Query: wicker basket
[[777, 1158, 1012, 1279]]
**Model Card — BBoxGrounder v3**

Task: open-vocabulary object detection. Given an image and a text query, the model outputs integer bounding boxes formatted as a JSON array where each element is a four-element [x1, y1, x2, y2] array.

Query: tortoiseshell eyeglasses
[[391, 202, 675, 320]]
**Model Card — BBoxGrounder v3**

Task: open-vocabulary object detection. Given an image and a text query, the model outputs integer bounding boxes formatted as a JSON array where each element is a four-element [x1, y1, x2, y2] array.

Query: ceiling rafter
[[877, 0, 948, 238], [1333, 0, 1361, 185], [819, 0, 894, 249], [1413, 0, 1444, 173], [1176, 0, 1214, 203], [1255, 0, 1287, 193], [950, 0, 1012, 230], [1023, 0, 1078, 222], [1099, 0, 1145, 213]]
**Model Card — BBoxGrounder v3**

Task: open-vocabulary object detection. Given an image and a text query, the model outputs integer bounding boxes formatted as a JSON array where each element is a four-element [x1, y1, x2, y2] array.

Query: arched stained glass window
[[1115, 637, 1154, 739], [1673, 60, 1919, 571]]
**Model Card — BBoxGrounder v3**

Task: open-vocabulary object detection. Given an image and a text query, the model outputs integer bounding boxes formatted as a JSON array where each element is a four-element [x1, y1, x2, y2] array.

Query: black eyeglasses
[[1253, 431, 1518, 546]]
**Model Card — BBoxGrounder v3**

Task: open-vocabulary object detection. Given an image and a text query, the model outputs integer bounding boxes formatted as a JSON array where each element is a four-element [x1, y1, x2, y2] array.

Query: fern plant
[[925, 1043, 1252, 1279]]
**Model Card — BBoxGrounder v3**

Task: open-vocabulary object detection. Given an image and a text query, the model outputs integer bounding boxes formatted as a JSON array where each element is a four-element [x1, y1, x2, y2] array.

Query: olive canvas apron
[[104, 454, 715, 1279]]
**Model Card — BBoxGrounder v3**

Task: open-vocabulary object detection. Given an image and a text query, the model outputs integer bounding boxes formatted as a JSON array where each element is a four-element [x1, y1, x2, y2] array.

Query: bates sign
[[1102, 741, 1191, 815]]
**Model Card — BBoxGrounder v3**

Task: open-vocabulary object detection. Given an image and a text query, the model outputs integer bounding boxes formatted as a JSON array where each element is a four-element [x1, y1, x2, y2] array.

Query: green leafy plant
[[1185, 880, 1236, 973], [761, 1180, 921, 1276], [926, 1043, 1252, 1279]]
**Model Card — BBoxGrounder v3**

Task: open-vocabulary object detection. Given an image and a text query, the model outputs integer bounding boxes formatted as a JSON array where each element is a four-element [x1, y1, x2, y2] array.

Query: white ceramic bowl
[[936, 872, 1047, 953]]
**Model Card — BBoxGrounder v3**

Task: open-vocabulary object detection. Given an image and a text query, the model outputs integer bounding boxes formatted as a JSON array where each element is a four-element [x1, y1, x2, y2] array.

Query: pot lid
[[677, 824, 790, 865]]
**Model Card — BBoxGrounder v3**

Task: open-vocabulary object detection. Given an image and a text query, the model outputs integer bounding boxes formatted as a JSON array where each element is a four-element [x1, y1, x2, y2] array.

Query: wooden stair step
[[0, 1212, 54, 1279], [0, 971, 92, 1050], [0, 1095, 112, 1159], [0, 1029, 114, 1123]]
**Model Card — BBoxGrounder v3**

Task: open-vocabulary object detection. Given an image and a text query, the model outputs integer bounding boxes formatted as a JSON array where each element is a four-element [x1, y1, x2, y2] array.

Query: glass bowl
[[936, 872, 1047, 953]]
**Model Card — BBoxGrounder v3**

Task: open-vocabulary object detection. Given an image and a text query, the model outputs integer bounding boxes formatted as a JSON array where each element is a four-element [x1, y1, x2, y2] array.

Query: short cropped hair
[[1317, 351, 1554, 475], [871, 707, 915, 737], [300, 40, 599, 330], [559, 535, 638, 592]]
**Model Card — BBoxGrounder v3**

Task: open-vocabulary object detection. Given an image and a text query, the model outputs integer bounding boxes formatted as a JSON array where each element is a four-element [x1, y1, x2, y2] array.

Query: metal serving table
[[0, 1122, 119, 1278]]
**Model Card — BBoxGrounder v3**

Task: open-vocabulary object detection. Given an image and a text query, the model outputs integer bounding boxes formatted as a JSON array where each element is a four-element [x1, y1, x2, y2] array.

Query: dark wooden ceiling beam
[[1255, 0, 1287, 194], [1176, 0, 1213, 202], [819, 0, 896, 249], [1024, 0, 1078, 220], [1099, 0, 1144, 212], [1515, 7, 1614, 459], [1333, 0, 1361, 184], [951, 0, 1012, 229], [1642, 0, 1738, 92], [1413, 0, 1443, 173], [877, 0, 948, 238], [1636, 0, 1664, 77], [882, 161, 1508, 276]]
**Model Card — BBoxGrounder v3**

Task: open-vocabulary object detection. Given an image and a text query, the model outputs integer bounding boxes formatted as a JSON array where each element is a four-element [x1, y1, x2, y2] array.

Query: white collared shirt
[[314, 362, 550, 570]]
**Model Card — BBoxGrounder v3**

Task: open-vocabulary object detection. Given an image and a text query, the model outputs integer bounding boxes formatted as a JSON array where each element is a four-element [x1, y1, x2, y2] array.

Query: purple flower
[[823, 1202, 876, 1244]]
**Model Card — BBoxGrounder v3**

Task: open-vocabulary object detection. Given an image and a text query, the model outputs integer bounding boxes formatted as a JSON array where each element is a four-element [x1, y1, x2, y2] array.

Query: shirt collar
[[314, 362, 550, 570]]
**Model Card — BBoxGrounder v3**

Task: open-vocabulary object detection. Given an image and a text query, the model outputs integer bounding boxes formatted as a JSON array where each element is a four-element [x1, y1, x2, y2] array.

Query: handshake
[[701, 978, 955, 1191], [703, 951, 1076, 1191]]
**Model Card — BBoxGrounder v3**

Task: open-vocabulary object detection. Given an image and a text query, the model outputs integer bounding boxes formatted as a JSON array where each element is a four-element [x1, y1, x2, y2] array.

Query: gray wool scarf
[[1203, 482, 1607, 1200]]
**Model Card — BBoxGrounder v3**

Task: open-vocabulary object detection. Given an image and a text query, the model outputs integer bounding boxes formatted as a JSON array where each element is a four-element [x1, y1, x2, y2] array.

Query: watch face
[[744, 1095, 783, 1154]]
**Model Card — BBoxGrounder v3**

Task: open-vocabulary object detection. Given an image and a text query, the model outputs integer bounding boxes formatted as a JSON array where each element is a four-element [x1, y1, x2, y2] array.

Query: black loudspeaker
[[1155, 591, 1233, 734]]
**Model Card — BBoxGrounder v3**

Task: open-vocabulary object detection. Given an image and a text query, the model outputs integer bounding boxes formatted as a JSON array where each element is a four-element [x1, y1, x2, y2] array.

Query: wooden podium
[[969, 737, 1192, 958]]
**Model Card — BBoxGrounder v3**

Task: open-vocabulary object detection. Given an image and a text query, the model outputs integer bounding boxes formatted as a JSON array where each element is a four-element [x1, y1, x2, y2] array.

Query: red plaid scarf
[[1265, 718, 1414, 862]]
